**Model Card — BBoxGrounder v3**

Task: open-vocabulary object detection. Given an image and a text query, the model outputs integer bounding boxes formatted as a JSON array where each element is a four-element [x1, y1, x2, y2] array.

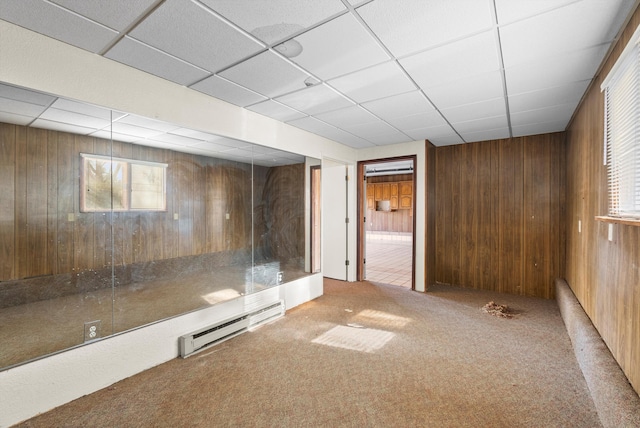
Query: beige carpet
[[17, 279, 601, 427]]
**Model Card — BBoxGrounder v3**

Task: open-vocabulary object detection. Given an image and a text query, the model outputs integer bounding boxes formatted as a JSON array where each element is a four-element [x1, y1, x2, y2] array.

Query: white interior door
[[322, 158, 348, 280]]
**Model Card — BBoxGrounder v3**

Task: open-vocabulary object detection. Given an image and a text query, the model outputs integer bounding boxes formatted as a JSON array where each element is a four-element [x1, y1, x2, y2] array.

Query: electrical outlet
[[277, 271, 284, 284], [84, 320, 101, 342]]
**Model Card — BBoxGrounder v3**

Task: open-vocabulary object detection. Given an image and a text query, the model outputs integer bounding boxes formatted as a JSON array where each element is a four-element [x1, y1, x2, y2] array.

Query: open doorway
[[357, 156, 416, 289]]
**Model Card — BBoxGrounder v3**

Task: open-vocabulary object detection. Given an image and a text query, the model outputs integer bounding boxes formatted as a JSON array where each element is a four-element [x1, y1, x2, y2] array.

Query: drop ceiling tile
[[400, 30, 500, 88], [106, 37, 210, 87], [200, 0, 346, 44], [508, 80, 590, 114], [287, 116, 374, 148], [500, 0, 631, 69], [0, 83, 56, 106], [218, 50, 310, 98], [0, 0, 118, 53], [314, 105, 378, 129], [276, 84, 354, 116], [246, 100, 307, 122], [0, 111, 34, 126], [404, 123, 458, 142], [341, 119, 403, 142], [505, 45, 608, 95], [440, 97, 506, 124], [452, 115, 508, 134], [148, 133, 204, 146], [129, 0, 264, 73], [39, 108, 110, 130], [510, 104, 575, 128], [494, 0, 575, 25], [425, 70, 505, 110], [49, 0, 157, 31], [460, 127, 511, 143], [289, 13, 389, 80], [386, 110, 447, 132], [50, 98, 126, 121], [328, 61, 416, 103], [169, 128, 226, 143], [110, 122, 165, 138], [357, 0, 494, 57], [31, 119, 95, 135], [132, 138, 184, 150], [511, 121, 566, 138], [190, 75, 267, 107], [116, 115, 180, 133], [0, 98, 48, 118], [362, 91, 433, 120], [428, 134, 465, 147]]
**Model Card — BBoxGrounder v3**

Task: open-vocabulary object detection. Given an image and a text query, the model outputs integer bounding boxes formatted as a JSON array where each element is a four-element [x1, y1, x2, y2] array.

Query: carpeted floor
[[17, 279, 601, 427]]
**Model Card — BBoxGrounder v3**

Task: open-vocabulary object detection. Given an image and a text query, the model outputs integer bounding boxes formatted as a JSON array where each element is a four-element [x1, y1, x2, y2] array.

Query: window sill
[[595, 216, 640, 227]]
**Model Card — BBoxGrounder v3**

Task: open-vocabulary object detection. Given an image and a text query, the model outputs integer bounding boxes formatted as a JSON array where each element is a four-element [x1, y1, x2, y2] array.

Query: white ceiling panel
[[357, 0, 494, 57], [246, 100, 307, 122], [287, 116, 375, 148], [277, 84, 354, 116], [290, 13, 389, 80], [328, 61, 416, 103], [500, 0, 633, 69], [190, 75, 268, 107], [129, 0, 264, 72], [405, 123, 458, 141], [0, 0, 118, 53], [148, 133, 205, 146], [314, 105, 378, 129], [511, 121, 567, 138], [494, 0, 576, 26], [116, 115, 180, 133], [386, 110, 448, 132], [440, 97, 506, 124], [0, 83, 56, 106], [200, 0, 346, 44], [400, 30, 500, 88], [428, 134, 465, 147], [219, 51, 310, 98], [505, 44, 608, 95], [50, 98, 126, 121], [453, 115, 509, 134], [510, 104, 576, 128], [110, 122, 165, 139], [362, 91, 434, 120], [169, 128, 230, 144], [0, 111, 34, 126], [342, 119, 399, 139], [461, 128, 511, 143], [425, 71, 505, 110], [106, 37, 210, 87], [39, 108, 110, 130], [0, 98, 48, 118], [49, 0, 157, 31], [508, 80, 590, 114], [31, 119, 95, 135]]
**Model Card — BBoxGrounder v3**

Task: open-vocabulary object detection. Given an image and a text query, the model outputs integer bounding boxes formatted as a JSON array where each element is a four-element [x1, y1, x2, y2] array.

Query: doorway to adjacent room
[[357, 156, 416, 289]]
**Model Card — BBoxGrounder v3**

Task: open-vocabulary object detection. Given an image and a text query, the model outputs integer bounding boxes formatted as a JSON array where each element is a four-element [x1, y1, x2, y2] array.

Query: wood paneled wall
[[366, 173, 413, 233], [0, 122, 303, 282], [565, 5, 640, 395], [435, 133, 566, 298]]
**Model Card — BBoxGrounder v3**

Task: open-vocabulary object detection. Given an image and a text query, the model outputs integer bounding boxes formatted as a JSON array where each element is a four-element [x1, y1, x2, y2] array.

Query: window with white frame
[[602, 25, 640, 219], [81, 153, 167, 212]]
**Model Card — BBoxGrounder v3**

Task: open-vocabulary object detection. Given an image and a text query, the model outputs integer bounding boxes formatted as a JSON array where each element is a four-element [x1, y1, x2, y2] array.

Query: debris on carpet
[[481, 301, 514, 318]]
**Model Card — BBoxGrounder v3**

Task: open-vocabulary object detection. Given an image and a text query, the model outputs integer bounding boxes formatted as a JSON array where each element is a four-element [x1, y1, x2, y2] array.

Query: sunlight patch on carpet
[[201, 289, 242, 304], [352, 309, 412, 328], [312, 325, 395, 353]]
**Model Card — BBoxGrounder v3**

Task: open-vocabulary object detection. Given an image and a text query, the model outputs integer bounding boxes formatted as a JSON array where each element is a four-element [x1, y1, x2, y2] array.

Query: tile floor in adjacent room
[[364, 232, 413, 288]]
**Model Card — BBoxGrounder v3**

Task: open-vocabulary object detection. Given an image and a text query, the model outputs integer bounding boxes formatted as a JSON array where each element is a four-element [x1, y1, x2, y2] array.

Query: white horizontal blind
[[603, 37, 640, 219]]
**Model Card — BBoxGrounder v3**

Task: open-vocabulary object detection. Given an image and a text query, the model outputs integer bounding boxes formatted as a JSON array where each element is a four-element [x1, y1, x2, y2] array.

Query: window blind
[[602, 28, 640, 219]]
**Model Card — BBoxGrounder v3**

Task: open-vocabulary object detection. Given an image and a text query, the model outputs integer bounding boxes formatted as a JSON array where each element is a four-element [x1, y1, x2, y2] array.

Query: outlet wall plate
[[84, 320, 101, 342]]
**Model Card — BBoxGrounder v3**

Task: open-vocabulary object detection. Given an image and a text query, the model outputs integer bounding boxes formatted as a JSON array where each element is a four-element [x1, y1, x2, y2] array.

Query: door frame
[[356, 155, 417, 289]]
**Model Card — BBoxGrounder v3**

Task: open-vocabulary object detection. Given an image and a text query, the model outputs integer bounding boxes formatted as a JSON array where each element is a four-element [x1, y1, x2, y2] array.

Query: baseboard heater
[[179, 300, 285, 358]]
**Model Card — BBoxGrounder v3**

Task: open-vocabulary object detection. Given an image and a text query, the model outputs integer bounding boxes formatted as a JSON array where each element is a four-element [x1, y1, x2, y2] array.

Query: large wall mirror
[[0, 82, 320, 370]]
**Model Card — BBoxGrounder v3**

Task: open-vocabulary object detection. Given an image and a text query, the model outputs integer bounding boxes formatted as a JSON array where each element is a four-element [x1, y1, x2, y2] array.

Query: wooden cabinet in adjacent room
[[399, 181, 412, 210]]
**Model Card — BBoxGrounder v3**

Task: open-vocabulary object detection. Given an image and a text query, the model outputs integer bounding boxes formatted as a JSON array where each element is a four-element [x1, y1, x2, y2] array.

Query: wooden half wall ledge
[[555, 278, 640, 427]]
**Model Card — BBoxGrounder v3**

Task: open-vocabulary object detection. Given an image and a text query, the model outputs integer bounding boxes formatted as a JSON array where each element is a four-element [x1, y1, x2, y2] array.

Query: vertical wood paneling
[[0, 123, 16, 279], [565, 4, 640, 395], [56, 132, 75, 274], [74, 135, 94, 271], [435, 133, 565, 298]]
